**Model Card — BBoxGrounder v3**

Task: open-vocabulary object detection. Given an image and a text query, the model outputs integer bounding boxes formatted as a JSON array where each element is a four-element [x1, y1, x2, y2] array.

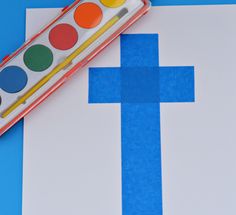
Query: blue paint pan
[[0, 66, 28, 94]]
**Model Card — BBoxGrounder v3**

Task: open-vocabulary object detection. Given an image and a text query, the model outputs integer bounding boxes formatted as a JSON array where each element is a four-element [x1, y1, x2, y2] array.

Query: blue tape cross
[[89, 34, 195, 215]]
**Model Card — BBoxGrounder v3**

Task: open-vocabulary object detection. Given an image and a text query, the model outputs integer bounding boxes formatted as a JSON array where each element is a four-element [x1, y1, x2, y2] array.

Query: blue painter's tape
[[121, 67, 160, 103], [89, 33, 195, 215], [122, 103, 162, 215], [160, 66, 195, 102], [121, 34, 159, 67], [89, 66, 195, 104], [89, 68, 121, 103], [87, 66, 190, 105]]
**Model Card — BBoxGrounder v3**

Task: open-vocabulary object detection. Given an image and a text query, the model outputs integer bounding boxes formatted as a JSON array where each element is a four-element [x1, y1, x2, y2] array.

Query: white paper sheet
[[23, 6, 236, 215]]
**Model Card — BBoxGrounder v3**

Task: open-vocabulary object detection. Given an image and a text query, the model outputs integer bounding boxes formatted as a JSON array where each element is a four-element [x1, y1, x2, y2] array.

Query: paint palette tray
[[0, 0, 150, 135]]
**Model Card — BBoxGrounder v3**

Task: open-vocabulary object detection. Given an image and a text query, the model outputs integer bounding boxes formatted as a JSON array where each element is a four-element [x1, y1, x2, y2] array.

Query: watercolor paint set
[[0, 0, 151, 135]]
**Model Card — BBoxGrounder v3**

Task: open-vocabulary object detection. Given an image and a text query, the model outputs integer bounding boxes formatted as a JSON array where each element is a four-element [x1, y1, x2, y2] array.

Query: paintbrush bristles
[[117, 8, 129, 19]]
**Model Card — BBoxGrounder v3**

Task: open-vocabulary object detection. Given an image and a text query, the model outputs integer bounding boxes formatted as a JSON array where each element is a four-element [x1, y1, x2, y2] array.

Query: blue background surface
[[0, 0, 234, 215]]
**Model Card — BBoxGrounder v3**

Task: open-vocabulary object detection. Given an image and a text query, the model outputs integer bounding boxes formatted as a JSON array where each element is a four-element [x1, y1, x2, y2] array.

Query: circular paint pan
[[74, 3, 103, 29], [49, 24, 78, 50], [0, 66, 28, 93], [100, 0, 126, 8], [24, 44, 53, 72]]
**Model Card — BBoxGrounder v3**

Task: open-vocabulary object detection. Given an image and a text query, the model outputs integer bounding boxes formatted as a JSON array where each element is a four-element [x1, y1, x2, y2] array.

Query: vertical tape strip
[[120, 34, 162, 215], [121, 34, 159, 67], [121, 103, 163, 215]]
